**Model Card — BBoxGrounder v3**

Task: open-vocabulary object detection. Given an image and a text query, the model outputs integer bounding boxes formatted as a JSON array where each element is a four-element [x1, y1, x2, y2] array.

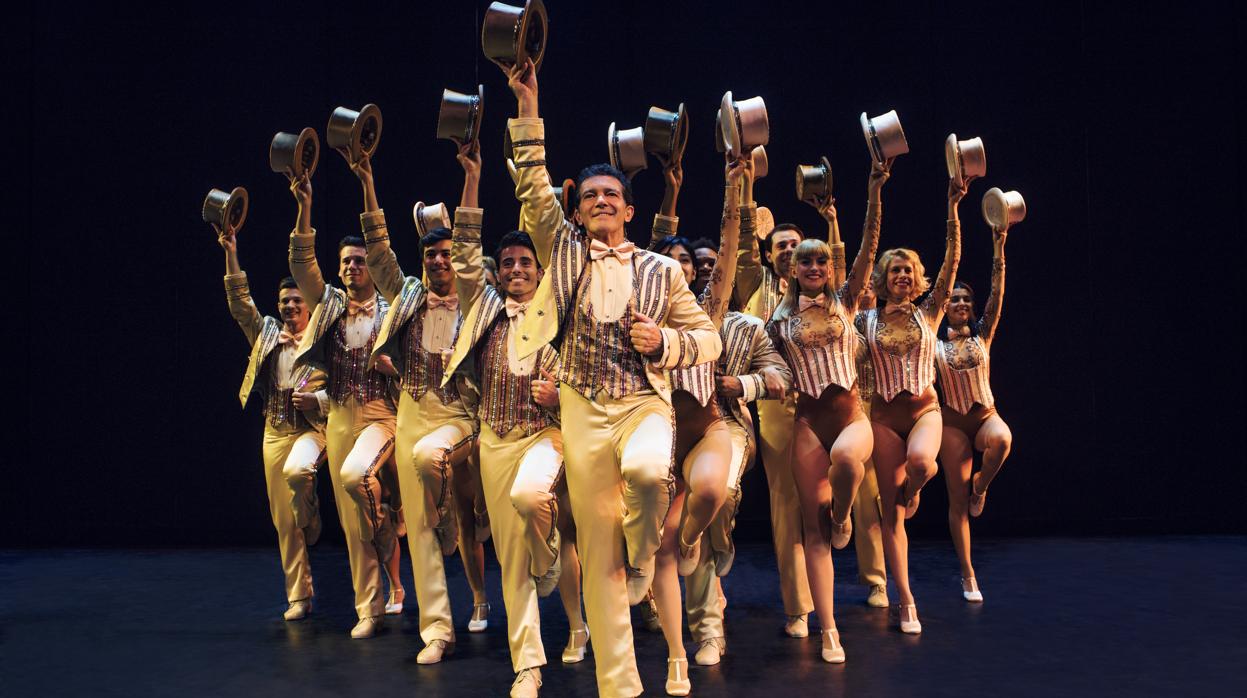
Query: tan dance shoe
[[416, 639, 455, 664], [866, 584, 889, 608], [534, 546, 561, 599], [283, 599, 311, 621], [830, 507, 853, 550], [677, 531, 702, 577], [468, 603, 489, 633], [665, 657, 691, 697], [969, 474, 987, 517], [784, 613, 809, 638], [562, 628, 590, 663], [821, 628, 846, 663], [510, 667, 542, 698], [962, 577, 983, 602], [349, 616, 381, 639], [385, 585, 405, 615], [694, 637, 725, 666]]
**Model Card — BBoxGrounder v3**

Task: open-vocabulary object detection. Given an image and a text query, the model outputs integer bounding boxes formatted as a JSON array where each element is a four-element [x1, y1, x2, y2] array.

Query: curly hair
[[871, 248, 929, 302]]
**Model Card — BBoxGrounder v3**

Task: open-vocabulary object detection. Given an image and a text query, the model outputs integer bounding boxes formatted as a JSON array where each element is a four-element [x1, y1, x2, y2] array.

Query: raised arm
[[451, 142, 487, 310], [352, 155, 405, 302], [287, 174, 326, 310], [924, 178, 965, 324], [978, 227, 1007, 344], [734, 200, 764, 309], [702, 158, 747, 327], [821, 197, 846, 287], [508, 59, 565, 269], [648, 156, 682, 247], [218, 224, 263, 345], [842, 159, 891, 309]]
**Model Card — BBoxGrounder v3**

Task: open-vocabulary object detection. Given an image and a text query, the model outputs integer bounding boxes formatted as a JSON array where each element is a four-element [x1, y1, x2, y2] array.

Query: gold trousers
[[263, 425, 326, 602], [755, 396, 814, 616], [323, 397, 396, 620], [559, 385, 674, 698], [686, 416, 752, 641], [396, 390, 475, 643], [479, 422, 564, 671]]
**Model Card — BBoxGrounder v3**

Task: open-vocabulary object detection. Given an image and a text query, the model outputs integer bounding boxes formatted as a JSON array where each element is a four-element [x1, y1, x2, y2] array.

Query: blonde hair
[[772, 239, 844, 322], [871, 248, 929, 303]]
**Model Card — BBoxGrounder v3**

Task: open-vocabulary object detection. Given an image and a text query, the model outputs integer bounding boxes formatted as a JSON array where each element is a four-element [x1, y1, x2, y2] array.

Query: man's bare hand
[[531, 368, 559, 408], [292, 391, 318, 411], [508, 59, 538, 117], [374, 354, 399, 378], [629, 310, 663, 356], [716, 375, 744, 399]]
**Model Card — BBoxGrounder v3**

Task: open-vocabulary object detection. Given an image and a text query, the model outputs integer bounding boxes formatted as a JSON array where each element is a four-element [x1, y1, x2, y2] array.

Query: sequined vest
[[557, 264, 650, 401], [477, 315, 555, 437], [770, 297, 858, 399], [401, 306, 461, 405], [935, 334, 995, 415], [329, 314, 390, 405], [862, 308, 937, 402]]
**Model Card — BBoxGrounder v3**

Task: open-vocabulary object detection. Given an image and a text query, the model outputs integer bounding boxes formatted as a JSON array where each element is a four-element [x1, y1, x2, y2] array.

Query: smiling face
[[277, 287, 309, 333], [338, 245, 372, 293], [795, 251, 829, 295], [576, 174, 635, 240], [885, 256, 917, 302], [423, 239, 454, 293], [768, 229, 803, 279], [498, 243, 543, 302], [947, 286, 975, 327], [692, 246, 717, 295], [661, 243, 695, 285]]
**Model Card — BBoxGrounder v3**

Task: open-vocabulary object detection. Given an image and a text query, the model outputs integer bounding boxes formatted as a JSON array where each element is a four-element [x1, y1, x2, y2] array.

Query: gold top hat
[[981, 187, 1026, 230], [719, 92, 770, 158], [482, 0, 549, 73], [643, 103, 689, 161], [269, 128, 320, 180], [437, 85, 485, 146], [326, 104, 383, 163], [608, 122, 648, 176], [945, 134, 986, 188], [860, 109, 909, 163], [795, 156, 834, 205], [202, 187, 249, 233], [413, 201, 452, 237], [751, 145, 769, 179], [755, 206, 775, 241]]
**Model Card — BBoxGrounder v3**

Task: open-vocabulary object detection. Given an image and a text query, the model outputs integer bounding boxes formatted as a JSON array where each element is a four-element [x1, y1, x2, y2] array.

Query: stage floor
[[3, 536, 1242, 696]]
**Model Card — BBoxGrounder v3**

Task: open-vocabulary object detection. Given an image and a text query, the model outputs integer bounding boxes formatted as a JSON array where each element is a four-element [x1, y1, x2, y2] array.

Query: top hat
[[552, 178, 576, 217], [413, 201, 452, 237], [860, 110, 909, 163], [719, 92, 769, 158], [945, 134, 986, 187], [269, 128, 320, 180], [437, 85, 485, 146], [327, 104, 383, 163], [482, 0, 549, 73], [202, 187, 249, 232], [608, 122, 648, 176], [643, 103, 689, 161], [751, 145, 769, 179], [754, 205, 776, 241], [795, 156, 834, 205], [714, 108, 725, 153], [981, 187, 1026, 230]]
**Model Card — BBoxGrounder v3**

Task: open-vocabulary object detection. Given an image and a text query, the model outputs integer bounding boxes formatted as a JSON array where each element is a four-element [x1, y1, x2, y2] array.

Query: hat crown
[[437, 86, 484, 144], [482, 0, 549, 72], [202, 186, 249, 231]]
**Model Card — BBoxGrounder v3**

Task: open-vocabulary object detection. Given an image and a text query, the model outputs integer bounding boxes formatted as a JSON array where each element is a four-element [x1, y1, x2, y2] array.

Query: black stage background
[[10, 1, 1243, 547]]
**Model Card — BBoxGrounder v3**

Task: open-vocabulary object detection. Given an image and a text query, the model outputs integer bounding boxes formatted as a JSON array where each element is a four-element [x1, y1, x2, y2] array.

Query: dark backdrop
[[10, 1, 1242, 547]]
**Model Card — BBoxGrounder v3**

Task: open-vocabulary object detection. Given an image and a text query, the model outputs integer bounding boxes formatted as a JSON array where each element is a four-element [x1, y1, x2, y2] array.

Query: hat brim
[[720, 92, 741, 158], [607, 122, 619, 170], [945, 133, 963, 187], [860, 112, 880, 163]]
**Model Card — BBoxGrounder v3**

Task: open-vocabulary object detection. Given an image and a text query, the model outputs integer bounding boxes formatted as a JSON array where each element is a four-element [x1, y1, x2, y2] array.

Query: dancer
[[936, 223, 1013, 603], [858, 177, 965, 634], [734, 189, 814, 639], [288, 173, 400, 639], [766, 158, 888, 662], [646, 155, 746, 695], [506, 60, 721, 698], [353, 147, 478, 662], [851, 281, 889, 608], [442, 141, 566, 697], [218, 216, 328, 621]]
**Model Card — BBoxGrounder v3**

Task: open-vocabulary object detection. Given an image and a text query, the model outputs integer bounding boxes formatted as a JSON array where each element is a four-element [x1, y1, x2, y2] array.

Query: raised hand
[[215, 223, 237, 253], [948, 176, 969, 206], [725, 155, 749, 186], [867, 157, 893, 197], [508, 59, 539, 118], [457, 140, 482, 178]]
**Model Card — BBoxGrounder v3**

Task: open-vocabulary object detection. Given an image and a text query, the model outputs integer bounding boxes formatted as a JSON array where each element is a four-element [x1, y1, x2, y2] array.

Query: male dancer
[[288, 173, 399, 639], [506, 61, 721, 697], [218, 217, 327, 621], [354, 148, 477, 664], [443, 142, 565, 697]]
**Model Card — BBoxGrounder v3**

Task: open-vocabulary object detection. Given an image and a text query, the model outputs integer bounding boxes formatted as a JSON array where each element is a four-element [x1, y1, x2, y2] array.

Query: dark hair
[[420, 227, 453, 254], [689, 237, 717, 254], [937, 280, 980, 339], [763, 223, 804, 269], [653, 235, 693, 259], [575, 163, 634, 206], [278, 276, 300, 291], [494, 230, 541, 267], [338, 235, 366, 253]]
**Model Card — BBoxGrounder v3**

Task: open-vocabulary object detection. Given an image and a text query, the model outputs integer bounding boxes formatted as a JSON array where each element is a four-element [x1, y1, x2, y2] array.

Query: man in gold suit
[[505, 60, 721, 698], [217, 216, 328, 622]]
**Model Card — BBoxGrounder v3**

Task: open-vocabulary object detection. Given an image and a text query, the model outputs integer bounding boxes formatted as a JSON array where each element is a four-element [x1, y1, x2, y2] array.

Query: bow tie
[[505, 298, 529, 319], [947, 325, 971, 340], [589, 239, 636, 262], [427, 293, 459, 312], [798, 294, 827, 312], [278, 330, 304, 346], [883, 301, 914, 318], [347, 298, 376, 317]]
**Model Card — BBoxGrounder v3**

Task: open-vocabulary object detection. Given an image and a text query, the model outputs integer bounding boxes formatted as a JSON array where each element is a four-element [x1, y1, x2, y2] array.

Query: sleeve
[[510, 118, 570, 270], [740, 321, 792, 402], [224, 271, 263, 346], [700, 186, 742, 328], [733, 203, 763, 309], [649, 213, 680, 249], [840, 199, 882, 309], [450, 206, 487, 312], [314, 390, 330, 418], [922, 218, 962, 323], [360, 209, 407, 303], [289, 229, 326, 312], [979, 236, 1006, 343], [654, 266, 723, 370]]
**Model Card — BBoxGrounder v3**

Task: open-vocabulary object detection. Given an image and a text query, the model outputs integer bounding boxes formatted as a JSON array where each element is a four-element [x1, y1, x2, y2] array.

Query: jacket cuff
[[314, 390, 330, 418], [290, 231, 317, 264], [224, 271, 250, 300], [739, 373, 763, 403], [653, 214, 679, 238], [454, 206, 484, 237], [361, 209, 388, 245]]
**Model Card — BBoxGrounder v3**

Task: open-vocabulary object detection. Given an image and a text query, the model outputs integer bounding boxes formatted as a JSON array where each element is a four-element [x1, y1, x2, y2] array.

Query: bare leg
[[454, 452, 488, 606], [973, 415, 1013, 494], [901, 411, 942, 505], [872, 423, 914, 606], [653, 486, 689, 660], [680, 422, 731, 548], [556, 492, 585, 631], [789, 421, 837, 632], [940, 427, 975, 579]]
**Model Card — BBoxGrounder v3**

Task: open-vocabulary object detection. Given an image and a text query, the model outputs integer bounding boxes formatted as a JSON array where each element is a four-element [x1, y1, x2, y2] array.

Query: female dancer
[[936, 223, 1013, 602], [767, 158, 888, 662], [859, 177, 966, 633], [648, 156, 747, 696]]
